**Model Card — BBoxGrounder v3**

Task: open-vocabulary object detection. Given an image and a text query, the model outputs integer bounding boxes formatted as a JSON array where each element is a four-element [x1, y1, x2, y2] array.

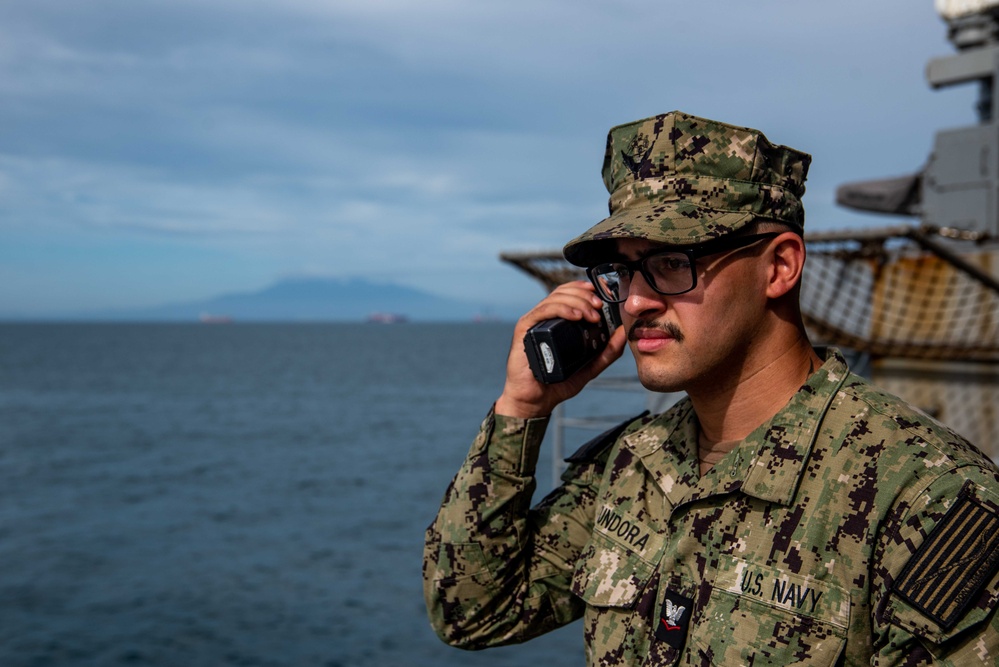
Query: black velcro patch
[[654, 589, 693, 652], [893, 487, 999, 630], [564, 411, 648, 464]]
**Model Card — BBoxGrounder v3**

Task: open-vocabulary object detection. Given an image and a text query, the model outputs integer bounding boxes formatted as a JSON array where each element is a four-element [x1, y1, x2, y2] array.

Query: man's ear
[[765, 232, 806, 299]]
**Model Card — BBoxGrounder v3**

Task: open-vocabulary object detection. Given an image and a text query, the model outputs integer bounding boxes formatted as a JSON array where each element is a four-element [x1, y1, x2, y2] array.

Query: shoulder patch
[[564, 411, 649, 464], [893, 484, 999, 630]]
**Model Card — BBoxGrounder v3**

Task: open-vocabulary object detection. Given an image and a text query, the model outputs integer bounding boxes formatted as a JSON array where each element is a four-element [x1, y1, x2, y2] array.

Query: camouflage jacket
[[424, 351, 999, 665]]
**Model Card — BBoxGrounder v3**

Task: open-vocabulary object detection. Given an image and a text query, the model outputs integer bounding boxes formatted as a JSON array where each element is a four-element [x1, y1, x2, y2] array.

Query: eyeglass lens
[[590, 252, 694, 302]]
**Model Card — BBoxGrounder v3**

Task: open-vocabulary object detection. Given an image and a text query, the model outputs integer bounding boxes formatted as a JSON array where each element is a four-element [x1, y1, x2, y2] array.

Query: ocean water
[[0, 323, 647, 667]]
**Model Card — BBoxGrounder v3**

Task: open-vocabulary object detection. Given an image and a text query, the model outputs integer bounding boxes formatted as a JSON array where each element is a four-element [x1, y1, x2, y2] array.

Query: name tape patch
[[715, 556, 850, 629], [593, 505, 662, 558]]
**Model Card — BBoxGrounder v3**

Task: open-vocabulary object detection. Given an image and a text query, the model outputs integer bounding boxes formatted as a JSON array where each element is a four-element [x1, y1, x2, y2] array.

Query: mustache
[[628, 319, 684, 343]]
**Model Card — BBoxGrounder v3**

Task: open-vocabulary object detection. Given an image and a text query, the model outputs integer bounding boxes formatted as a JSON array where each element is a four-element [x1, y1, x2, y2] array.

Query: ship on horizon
[[199, 312, 233, 324], [365, 312, 409, 324]]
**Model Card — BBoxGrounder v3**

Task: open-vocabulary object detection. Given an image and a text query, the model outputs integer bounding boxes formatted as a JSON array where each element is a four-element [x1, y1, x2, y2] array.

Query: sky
[[0, 0, 981, 318]]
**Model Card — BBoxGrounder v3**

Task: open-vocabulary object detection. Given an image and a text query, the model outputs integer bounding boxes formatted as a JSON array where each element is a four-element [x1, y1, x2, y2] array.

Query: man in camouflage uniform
[[423, 111, 999, 665]]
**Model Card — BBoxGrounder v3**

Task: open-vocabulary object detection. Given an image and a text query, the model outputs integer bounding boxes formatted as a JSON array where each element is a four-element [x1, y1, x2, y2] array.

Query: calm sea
[[0, 323, 647, 667]]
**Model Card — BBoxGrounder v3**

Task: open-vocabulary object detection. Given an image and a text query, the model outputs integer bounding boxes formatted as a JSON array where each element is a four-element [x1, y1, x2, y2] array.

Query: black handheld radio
[[523, 302, 621, 384]]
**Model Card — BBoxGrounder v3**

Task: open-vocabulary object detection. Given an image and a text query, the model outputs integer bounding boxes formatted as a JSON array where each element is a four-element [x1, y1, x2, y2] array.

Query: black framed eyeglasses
[[585, 233, 780, 303]]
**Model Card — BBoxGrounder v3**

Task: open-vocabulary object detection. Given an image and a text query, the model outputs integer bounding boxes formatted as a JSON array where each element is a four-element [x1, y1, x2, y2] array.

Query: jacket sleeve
[[871, 463, 999, 665], [422, 406, 611, 649]]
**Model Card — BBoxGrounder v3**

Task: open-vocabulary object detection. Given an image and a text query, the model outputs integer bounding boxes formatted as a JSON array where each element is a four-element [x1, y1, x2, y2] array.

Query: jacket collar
[[622, 349, 851, 508]]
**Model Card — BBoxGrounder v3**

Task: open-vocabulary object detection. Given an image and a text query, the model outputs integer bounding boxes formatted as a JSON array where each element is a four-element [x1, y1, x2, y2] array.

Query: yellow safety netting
[[801, 226, 999, 362]]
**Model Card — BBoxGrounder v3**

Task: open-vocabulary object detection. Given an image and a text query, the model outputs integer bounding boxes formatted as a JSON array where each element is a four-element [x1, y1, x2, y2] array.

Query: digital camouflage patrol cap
[[563, 111, 812, 267]]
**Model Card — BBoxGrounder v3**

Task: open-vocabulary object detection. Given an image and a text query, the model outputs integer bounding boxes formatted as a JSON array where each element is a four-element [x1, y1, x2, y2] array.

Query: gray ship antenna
[[933, 0, 999, 119]]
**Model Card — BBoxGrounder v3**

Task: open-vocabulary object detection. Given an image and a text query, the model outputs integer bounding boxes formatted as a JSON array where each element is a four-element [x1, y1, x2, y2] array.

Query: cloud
[[0, 0, 981, 314]]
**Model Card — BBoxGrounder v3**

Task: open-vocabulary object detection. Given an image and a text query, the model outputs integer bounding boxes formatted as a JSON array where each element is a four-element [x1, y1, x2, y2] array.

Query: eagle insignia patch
[[655, 589, 693, 651]]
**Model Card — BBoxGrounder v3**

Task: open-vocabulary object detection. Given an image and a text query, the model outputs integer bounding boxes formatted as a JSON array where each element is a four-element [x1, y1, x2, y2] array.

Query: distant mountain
[[70, 277, 518, 322]]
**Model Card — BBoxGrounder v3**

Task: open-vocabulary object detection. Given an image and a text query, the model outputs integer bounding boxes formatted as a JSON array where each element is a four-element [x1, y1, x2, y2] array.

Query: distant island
[[33, 277, 524, 322]]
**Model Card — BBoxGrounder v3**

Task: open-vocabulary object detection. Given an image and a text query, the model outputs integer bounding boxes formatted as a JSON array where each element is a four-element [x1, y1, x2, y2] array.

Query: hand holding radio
[[495, 281, 626, 420], [523, 298, 621, 384]]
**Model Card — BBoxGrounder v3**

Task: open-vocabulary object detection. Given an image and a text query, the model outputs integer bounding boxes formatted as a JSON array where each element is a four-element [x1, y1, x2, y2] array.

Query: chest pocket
[[571, 505, 663, 608], [687, 557, 850, 667]]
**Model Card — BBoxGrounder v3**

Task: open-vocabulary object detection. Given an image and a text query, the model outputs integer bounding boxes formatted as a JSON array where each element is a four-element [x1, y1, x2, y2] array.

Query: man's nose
[[623, 271, 666, 318]]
